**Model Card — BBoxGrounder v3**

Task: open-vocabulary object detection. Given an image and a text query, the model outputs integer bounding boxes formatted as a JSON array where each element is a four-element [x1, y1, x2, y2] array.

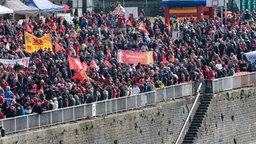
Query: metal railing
[[205, 72, 256, 93], [175, 82, 202, 144], [0, 82, 195, 134], [1, 72, 256, 135]]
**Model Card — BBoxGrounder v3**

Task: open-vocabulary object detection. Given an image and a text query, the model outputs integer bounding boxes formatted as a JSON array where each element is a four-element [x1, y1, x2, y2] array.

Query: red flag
[[162, 52, 167, 64], [15, 47, 21, 53], [5, 43, 10, 50], [81, 62, 88, 71], [105, 49, 111, 60], [53, 42, 64, 52], [167, 23, 171, 31], [126, 20, 132, 27], [72, 70, 89, 84], [26, 24, 32, 33], [138, 23, 150, 35], [37, 85, 44, 95], [104, 60, 112, 68], [90, 60, 99, 71], [68, 56, 83, 70]]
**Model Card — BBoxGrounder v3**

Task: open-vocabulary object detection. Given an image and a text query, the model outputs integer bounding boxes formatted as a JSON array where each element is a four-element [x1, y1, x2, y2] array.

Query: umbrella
[[62, 4, 69, 12]]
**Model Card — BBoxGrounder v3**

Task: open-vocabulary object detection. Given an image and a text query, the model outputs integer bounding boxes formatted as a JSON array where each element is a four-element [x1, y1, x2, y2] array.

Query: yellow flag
[[24, 31, 52, 53]]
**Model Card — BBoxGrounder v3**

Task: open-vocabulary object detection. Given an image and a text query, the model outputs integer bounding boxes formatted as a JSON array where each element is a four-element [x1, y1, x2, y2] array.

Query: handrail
[[175, 82, 202, 144]]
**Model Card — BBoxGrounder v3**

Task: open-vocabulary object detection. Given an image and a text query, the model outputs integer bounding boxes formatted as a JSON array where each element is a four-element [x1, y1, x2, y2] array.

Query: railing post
[[115, 99, 118, 113], [125, 97, 128, 111], [155, 90, 157, 103], [105, 101, 108, 115], [110, 100, 112, 114], [73, 107, 75, 120], [92, 103, 96, 117], [135, 95, 138, 108], [163, 88, 167, 101], [14, 118, 16, 133], [61, 109, 64, 123], [84, 105, 86, 118], [50, 111, 53, 125], [38, 114, 41, 127], [27, 115, 29, 130]]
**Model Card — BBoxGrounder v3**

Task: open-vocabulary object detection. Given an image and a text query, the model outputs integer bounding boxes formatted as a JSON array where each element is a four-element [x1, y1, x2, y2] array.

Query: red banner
[[117, 50, 153, 65], [68, 56, 82, 70]]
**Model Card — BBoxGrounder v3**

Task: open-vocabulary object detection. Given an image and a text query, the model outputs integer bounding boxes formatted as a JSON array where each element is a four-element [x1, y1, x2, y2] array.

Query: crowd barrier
[[205, 72, 256, 93], [1, 72, 256, 134]]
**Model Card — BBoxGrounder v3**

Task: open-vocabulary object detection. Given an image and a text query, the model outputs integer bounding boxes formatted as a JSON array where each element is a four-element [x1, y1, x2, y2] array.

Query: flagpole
[[103, 0, 105, 13]]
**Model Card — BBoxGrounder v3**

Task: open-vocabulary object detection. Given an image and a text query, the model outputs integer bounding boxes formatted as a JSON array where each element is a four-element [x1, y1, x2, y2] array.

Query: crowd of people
[[0, 9, 255, 118]]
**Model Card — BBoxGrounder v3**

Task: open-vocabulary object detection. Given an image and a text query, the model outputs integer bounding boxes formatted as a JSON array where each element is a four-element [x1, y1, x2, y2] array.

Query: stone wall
[[197, 87, 256, 144], [0, 97, 194, 144]]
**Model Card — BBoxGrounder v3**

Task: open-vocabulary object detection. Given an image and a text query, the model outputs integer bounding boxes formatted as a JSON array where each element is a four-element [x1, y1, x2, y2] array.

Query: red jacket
[[0, 111, 4, 119], [205, 69, 215, 79]]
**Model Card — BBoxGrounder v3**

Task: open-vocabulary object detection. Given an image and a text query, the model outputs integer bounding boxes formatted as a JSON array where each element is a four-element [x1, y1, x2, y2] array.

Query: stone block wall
[[0, 97, 194, 144], [197, 87, 256, 144]]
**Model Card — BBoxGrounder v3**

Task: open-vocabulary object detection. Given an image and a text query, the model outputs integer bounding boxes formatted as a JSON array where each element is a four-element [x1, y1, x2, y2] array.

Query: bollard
[[1, 128, 5, 137]]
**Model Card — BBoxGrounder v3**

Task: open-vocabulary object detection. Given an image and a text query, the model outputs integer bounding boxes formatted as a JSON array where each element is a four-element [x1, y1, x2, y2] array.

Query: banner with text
[[24, 31, 52, 53], [0, 57, 30, 68], [117, 50, 153, 65], [245, 51, 256, 68]]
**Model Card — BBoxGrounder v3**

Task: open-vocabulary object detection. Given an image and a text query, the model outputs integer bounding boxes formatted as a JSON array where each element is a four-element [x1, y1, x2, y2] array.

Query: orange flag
[[138, 23, 150, 35], [53, 42, 64, 52], [81, 62, 88, 71], [90, 60, 99, 71], [72, 70, 89, 84], [162, 52, 167, 64], [169, 55, 175, 63], [26, 24, 32, 33], [68, 56, 83, 70]]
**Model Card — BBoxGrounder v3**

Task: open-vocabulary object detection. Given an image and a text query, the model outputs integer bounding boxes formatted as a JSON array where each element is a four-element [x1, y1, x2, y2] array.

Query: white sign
[[245, 51, 256, 61], [0, 57, 30, 68], [216, 64, 223, 70], [57, 13, 72, 24], [124, 7, 138, 18], [206, 0, 225, 7], [245, 51, 256, 68]]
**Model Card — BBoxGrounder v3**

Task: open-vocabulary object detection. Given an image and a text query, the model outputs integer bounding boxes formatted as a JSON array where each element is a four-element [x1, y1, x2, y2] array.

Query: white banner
[[245, 51, 256, 62], [57, 13, 72, 24], [0, 57, 30, 68], [124, 7, 138, 18], [245, 51, 256, 68]]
